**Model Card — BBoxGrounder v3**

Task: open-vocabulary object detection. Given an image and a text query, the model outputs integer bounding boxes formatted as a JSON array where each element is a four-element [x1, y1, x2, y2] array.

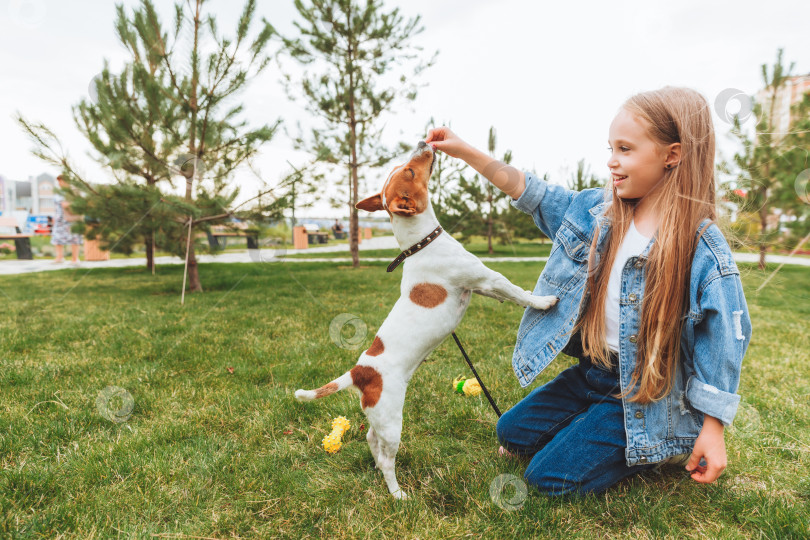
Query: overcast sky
[[1, 0, 808, 218]]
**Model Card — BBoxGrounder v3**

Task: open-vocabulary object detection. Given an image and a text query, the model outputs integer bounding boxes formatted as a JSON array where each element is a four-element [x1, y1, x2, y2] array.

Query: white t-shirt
[[604, 219, 652, 353]]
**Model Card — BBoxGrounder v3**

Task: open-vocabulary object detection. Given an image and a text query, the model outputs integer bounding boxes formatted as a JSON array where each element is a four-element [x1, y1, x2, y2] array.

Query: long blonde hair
[[574, 86, 716, 404]]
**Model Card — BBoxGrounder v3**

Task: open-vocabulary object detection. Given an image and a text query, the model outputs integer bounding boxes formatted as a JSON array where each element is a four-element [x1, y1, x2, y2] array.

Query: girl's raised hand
[[424, 126, 470, 159]]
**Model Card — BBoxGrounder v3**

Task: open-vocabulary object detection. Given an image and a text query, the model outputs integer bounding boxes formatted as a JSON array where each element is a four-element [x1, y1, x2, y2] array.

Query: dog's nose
[[417, 140, 427, 149]]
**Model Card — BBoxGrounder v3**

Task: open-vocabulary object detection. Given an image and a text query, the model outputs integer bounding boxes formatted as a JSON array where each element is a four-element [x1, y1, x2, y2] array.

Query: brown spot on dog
[[366, 336, 384, 357], [314, 382, 338, 398], [409, 283, 448, 308], [350, 365, 383, 408]]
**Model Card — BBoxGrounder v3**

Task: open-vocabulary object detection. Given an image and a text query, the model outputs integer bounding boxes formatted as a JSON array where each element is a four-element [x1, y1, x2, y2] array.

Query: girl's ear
[[665, 142, 682, 166], [389, 196, 415, 216], [356, 193, 384, 212]]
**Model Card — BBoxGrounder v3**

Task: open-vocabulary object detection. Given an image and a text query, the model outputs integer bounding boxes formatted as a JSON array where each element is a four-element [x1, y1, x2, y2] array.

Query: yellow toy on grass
[[322, 416, 351, 453], [453, 376, 482, 397]]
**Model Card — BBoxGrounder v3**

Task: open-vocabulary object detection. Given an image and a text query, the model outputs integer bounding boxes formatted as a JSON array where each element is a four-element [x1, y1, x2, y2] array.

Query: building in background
[[754, 73, 810, 143], [0, 173, 56, 233], [748, 73, 810, 234]]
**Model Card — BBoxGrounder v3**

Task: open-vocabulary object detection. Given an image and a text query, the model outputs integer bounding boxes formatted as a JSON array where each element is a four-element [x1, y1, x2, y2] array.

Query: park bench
[[0, 217, 33, 260], [301, 223, 329, 244], [205, 226, 259, 250], [307, 231, 330, 244]]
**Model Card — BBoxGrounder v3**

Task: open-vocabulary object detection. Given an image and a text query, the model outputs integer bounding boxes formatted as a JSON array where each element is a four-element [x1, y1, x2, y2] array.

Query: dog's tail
[[295, 371, 354, 402]]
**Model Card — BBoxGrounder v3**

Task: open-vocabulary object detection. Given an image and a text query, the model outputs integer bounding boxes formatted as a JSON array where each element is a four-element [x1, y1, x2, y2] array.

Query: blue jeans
[[496, 352, 658, 496]]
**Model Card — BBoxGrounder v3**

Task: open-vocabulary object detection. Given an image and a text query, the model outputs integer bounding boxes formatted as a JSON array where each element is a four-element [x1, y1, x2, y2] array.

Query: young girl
[[424, 86, 752, 496]]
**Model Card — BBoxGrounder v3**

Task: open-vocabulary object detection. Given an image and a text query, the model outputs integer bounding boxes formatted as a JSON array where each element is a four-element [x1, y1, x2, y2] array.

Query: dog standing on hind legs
[[295, 141, 558, 499]]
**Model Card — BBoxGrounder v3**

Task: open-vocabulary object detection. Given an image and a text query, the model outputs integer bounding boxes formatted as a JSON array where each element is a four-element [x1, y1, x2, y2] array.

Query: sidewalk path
[[1, 236, 808, 275]]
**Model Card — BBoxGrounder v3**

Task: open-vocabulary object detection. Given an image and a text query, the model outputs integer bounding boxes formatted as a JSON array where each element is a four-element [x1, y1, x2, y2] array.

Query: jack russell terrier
[[295, 141, 558, 499]]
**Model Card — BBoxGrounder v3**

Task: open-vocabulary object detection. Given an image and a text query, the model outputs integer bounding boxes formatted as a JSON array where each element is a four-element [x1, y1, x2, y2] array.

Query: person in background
[[51, 175, 83, 265]]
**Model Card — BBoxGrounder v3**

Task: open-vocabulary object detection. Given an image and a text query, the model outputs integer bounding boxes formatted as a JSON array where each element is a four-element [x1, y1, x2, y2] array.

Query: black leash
[[451, 331, 502, 418]]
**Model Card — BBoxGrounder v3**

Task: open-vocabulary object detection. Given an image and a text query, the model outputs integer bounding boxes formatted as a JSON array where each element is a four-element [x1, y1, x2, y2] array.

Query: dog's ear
[[356, 193, 384, 212], [389, 196, 416, 217]]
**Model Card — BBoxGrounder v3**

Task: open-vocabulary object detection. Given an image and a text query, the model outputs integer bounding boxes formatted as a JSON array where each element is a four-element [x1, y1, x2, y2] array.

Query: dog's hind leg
[[365, 392, 408, 499], [366, 427, 382, 470], [375, 421, 406, 499]]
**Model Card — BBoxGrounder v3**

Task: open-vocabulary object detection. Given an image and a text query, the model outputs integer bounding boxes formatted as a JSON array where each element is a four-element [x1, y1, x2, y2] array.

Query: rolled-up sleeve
[[510, 170, 577, 239], [686, 273, 752, 426]]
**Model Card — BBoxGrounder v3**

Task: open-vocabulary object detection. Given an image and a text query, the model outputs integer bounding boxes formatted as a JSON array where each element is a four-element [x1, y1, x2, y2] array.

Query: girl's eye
[[606, 147, 629, 152]]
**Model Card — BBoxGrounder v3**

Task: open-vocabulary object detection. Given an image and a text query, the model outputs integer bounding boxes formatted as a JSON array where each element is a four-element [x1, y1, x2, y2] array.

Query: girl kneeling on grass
[[424, 86, 753, 496]]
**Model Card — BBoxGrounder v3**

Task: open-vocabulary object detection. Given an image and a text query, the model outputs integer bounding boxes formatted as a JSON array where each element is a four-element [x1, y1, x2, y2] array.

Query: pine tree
[[125, 0, 281, 292], [567, 158, 604, 191], [720, 48, 805, 269], [17, 0, 283, 294], [71, 31, 184, 272], [281, 0, 437, 268], [770, 86, 810, 251], [441, 126, 514, 252], [500, 170, 554, 246]]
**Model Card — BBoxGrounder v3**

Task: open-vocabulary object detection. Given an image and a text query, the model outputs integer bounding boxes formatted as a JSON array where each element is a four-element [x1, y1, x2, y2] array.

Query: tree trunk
[[757, 83, 779, 271], [759, 198, 767, 270], [759, 158, 772, 271], [185, 0, 203, 292], [146, 179, 156, 274], [487, 189, 493, 254], [145, 237, 154, 273], [347, 9, 359, 268]]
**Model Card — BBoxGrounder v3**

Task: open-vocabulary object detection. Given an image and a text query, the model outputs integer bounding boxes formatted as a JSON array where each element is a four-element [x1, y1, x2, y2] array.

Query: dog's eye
[[408, 168, 415, 178]]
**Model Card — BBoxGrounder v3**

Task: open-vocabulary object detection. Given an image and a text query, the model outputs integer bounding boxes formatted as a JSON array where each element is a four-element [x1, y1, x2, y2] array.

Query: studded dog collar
[[386, 225, 443, 272]]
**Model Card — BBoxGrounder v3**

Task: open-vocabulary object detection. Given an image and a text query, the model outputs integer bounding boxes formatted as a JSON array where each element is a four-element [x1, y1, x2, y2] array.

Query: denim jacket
[[509, 171, 753, 466]]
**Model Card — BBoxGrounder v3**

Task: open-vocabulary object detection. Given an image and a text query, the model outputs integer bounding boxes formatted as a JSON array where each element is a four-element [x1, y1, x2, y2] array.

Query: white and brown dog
[[295, 141, 558, 499]]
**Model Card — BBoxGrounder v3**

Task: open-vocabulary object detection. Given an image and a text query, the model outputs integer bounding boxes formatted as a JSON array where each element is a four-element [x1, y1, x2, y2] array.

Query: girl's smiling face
[[606, 108, 678, 205]]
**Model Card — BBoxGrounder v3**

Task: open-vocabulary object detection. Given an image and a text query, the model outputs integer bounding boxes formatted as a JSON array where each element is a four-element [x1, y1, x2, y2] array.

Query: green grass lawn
[[284, 239, 554, 259], [1, 260, 808, 538]]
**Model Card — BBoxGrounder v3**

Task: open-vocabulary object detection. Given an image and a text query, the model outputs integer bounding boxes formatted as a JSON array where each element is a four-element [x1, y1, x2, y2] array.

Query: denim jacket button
[[638, 456, 648, 463], [629, 334, 637, 343], [635, 410, 644, 419], [629, 293, 637, 301], [635, 260, 644, 268]]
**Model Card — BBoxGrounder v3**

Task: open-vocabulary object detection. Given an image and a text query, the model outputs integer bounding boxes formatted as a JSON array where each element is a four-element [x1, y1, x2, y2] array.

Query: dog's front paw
[[528, 295, 558, 310], [391, 489, 409, 500]]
